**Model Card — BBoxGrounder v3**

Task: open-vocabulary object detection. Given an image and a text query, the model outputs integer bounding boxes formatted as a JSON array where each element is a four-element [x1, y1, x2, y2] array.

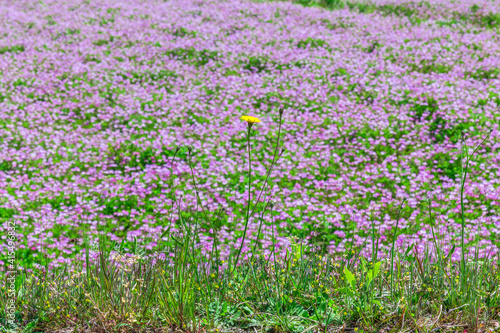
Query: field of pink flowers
[[1, 0, 500, 271]]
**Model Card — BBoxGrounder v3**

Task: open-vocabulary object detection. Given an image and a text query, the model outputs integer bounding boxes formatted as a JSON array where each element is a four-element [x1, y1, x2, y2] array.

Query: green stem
[[390, 199, 406, 296], [250, 198, 273, 258], [459, 130, 492, 289], [460, 134, 467, 284], [187, 152, 214, 229], [233, 125, 252, 270]]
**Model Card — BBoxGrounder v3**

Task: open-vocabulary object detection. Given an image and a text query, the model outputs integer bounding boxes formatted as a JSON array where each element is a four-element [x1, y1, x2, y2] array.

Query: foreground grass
[[1, 234, 500, 332]]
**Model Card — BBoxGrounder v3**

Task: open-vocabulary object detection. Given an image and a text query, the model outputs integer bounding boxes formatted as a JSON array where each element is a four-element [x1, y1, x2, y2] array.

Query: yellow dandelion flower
[[240, 115, 261, 125]]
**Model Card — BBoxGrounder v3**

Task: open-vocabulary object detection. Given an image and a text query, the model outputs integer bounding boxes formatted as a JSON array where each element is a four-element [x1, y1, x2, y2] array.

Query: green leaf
[[222, 301, 228, 315], [337, 286, 355, 297], [446, 244, 456, 261], [344, 267, 356, 288], [319, 300, 328, 312], [404, 244, 415, 257], [311, 313, 322, 321], [242, 305, 254, 315], [366, 261, 382, 285]]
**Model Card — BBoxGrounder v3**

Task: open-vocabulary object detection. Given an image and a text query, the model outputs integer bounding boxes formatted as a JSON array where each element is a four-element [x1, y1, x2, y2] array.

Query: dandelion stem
[[233, 125, 253, 271]]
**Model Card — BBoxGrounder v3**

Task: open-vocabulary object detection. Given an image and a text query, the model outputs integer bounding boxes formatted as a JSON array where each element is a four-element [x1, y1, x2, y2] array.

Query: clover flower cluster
[[0, 0, 499, 270]]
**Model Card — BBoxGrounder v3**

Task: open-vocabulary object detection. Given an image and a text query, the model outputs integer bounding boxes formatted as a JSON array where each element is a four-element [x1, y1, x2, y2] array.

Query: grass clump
[[2, 229, 500, 332]]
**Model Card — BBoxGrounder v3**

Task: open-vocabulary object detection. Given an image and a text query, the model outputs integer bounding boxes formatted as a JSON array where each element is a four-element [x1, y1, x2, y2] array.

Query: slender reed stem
[[390, 199, 406, 296]]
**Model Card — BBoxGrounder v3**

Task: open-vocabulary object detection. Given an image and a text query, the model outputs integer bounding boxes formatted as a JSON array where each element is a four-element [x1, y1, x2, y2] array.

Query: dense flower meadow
[[1, 0, 500, 271]]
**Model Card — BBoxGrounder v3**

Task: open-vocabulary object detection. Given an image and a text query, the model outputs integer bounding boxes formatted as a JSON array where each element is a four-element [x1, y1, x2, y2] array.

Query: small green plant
[[157, 223, 199, 330]]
